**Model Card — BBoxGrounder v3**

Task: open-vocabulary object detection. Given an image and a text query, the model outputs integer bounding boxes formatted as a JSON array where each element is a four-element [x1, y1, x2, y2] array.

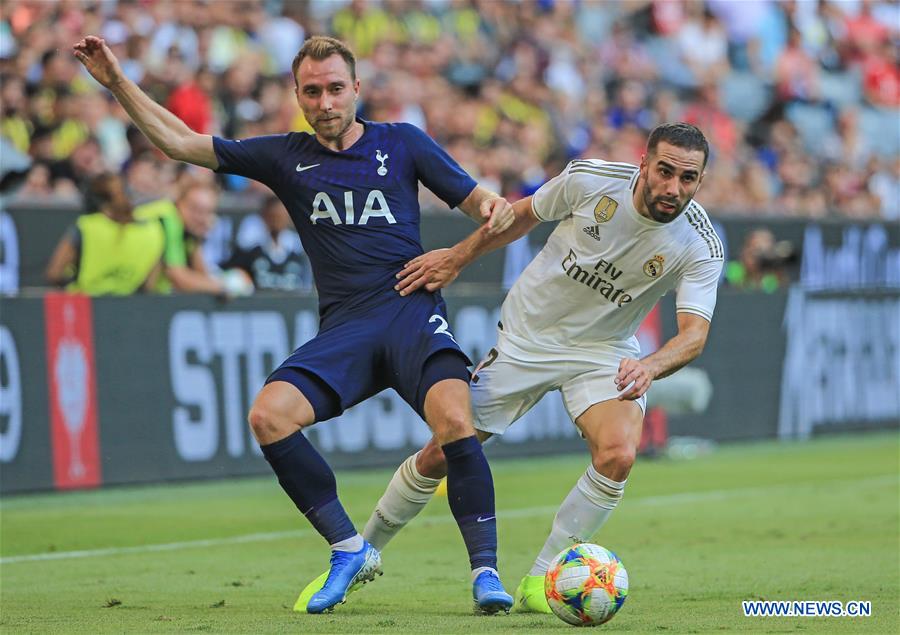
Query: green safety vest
[[134, 199, 197, 294], [68, 212, 165, 296]]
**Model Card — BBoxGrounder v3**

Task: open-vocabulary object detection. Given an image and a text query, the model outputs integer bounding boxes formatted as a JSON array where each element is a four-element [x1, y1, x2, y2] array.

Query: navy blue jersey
[[213, 119, 477, 325]]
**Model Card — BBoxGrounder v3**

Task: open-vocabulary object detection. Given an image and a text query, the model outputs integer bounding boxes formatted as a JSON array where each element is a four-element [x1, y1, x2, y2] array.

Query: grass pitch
[[1, 432, 897, 633]]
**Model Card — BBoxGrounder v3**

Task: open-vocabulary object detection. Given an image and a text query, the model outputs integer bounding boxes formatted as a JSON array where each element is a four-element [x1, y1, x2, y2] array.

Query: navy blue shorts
[[266, 292, 470, 422]]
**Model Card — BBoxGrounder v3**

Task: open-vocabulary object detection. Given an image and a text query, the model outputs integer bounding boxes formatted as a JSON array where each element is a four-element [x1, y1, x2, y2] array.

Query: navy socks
[[260, 430, 356, 545], [442, 436, 498, 570]]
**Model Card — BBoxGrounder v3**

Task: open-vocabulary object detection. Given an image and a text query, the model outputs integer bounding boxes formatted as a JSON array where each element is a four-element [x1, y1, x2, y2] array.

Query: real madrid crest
[[643, 254, 665, 278], [593, 196, 618, 223]]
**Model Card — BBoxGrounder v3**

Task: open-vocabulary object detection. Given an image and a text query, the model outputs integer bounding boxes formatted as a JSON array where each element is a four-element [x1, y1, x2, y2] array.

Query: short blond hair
[[291, 36, 357, 87]]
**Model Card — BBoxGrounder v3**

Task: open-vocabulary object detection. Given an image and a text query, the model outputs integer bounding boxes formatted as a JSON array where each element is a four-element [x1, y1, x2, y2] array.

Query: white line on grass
[[2, 474, 894, 565]]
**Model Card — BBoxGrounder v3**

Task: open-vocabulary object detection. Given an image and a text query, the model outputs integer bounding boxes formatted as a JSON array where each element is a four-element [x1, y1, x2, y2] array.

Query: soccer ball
[[544, 543, 628, 626]]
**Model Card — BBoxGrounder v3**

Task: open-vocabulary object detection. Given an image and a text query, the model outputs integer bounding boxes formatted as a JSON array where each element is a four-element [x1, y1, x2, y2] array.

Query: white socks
[[362, 452, 442, 551], [471, 566, 498, 582], [331, 533, 364, 553], [528, 465, 626, 576]]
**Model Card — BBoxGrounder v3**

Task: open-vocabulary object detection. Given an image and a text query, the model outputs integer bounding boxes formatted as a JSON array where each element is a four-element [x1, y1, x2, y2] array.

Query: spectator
[[123, 149, 166, 204], [725, 228, 794, 292], [774, 26, 821, 103], [14, 161, 55, 199], [331, 0, 402, 58], [842, 0, 890, 65], [676, 5, 731, 85], [133, 175, 234, 295], [861, 38, 900, 108], [49, 136, 106, 199], [165, 66, 215, 134], [0, 73, 31, 153], [682, 82, 739, 158], [0, 0, 894, 220], [607, 80, 653, 132], [222, 195, 313, 293], [45, 172, 164, 295], [869, 156, 900, 220]]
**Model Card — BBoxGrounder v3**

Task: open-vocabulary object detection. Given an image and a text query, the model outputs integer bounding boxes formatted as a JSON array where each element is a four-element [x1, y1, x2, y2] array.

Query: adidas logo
[[583, 225, 602, 241]]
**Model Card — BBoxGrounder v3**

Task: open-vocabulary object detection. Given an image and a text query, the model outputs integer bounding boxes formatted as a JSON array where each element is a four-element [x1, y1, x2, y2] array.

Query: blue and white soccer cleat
[[305, 541, 382, 614], [472, 569, 513, 615]]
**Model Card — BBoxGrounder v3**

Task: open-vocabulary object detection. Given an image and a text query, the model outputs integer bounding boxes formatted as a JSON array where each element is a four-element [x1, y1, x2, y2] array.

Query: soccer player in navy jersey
[[74, 34, 515, 615]]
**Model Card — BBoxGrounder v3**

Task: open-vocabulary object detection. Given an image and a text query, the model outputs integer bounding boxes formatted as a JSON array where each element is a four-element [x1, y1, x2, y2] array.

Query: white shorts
[[470, 334, 647, 436]]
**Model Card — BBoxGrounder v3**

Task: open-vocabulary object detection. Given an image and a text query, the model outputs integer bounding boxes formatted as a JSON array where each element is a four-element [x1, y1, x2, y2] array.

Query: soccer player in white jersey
[[298, 123, 724, 612]]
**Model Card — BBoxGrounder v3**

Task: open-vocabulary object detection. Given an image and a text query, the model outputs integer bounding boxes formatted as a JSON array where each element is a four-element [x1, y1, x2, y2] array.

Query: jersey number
[[471, 347, 498, 384], [429, 314, 457, 343]]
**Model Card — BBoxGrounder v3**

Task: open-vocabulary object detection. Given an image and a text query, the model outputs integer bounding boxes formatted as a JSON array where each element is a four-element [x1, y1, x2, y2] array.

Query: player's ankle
[[471, 566, 498, 581], [331, 533, 364, 552]]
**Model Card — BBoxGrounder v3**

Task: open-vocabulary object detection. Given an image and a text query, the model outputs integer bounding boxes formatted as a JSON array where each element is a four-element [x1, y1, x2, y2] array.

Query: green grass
[[1, 432, 897, 633]]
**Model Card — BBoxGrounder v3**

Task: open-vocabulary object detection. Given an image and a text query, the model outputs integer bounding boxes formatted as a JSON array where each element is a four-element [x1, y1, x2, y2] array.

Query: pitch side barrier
[[4, 199, 900, 292], [4, 288, 896, 495], [0, 289, 784, 494]]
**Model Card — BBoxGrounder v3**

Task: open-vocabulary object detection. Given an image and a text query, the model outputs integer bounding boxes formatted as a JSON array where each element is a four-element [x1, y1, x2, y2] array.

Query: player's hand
[[480, 196, 515, 236], [395, 248, 462, 296], [615, 358, 654, 401], [73, 36, 125, 89]]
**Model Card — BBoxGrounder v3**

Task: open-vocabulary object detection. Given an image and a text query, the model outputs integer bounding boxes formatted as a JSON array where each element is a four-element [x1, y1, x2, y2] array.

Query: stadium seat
[[643, 36, 696, 88], [858, 107, 900, 158], [818, 71, 862, 110], [786, 103, 836, 154], [720, 72, 771, 122]]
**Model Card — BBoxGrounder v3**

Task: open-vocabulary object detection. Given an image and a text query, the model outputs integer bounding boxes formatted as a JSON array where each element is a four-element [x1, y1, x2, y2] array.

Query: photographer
[[725, 228, 796, 293]]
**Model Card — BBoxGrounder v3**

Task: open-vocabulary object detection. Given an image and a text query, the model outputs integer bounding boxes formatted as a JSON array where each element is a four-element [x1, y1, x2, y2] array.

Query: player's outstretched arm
[[73, 36, 217, 169], [395, 196, 539, 295], [616, 313, 710, 401]]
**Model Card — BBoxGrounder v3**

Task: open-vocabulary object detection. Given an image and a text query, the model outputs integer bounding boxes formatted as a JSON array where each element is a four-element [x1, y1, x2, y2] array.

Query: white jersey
[[499, 159, 724, 361]]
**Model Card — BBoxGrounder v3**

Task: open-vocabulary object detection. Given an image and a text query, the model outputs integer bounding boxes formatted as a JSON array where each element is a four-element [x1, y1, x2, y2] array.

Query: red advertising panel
[[44, 293, 102, 489]]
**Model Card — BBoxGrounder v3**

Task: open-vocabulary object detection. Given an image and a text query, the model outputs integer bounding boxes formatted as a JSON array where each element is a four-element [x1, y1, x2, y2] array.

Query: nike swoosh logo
[[296, 163, 320, 172], [476, 515, 495, 523]]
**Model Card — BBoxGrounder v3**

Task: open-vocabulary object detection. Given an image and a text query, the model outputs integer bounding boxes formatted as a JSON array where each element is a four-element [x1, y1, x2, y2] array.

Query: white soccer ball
[[544, 543, 629, 626]]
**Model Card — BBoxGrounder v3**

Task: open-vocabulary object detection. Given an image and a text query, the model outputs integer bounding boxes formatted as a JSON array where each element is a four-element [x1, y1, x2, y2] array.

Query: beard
[[313, 109, 355, 142], [643, 186, 689, 223]]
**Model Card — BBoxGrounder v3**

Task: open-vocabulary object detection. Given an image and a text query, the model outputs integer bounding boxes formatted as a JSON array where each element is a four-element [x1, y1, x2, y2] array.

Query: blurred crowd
[[1, 0, 898, 225]]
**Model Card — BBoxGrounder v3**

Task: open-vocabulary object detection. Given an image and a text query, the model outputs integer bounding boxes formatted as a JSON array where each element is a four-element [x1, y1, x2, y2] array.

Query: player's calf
[[415, 436, 449, 479], [528, 464, 627, 577], [362, 451, 442, 550]]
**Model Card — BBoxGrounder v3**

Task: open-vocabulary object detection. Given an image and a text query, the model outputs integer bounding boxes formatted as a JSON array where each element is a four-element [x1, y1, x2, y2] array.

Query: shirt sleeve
[[531, 162, 575, 221], [396, 124, 477, 209], [212, 134, 288, 186], [675, 255, 724, 321]]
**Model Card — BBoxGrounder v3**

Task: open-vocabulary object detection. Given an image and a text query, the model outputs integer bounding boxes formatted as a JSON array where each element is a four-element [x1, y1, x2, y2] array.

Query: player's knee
[[247, 401, 296, 443], [592, 445, 636, 481], [432, 409, 474, 445]]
